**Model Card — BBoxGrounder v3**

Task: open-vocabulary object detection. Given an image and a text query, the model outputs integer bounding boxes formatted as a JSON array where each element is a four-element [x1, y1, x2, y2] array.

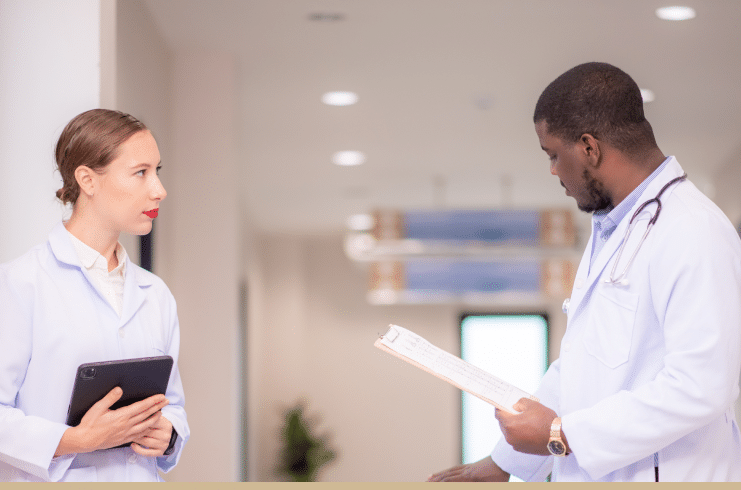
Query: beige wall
[[116, 1, 242, 481], [163, 49, 242, 481], [248, 233, 567, 481], [115, 0, 173, 263], [711, 145, 741, 425], [713, 145, 741, 228]]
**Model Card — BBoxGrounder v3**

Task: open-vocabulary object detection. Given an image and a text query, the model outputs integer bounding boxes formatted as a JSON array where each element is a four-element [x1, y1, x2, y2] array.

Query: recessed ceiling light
[[322, 91, 358, 106], [347, 214, 375, 231], [333, 151, 366, 166], [640, 88, 655, 103], [655, 6, 696, 21]]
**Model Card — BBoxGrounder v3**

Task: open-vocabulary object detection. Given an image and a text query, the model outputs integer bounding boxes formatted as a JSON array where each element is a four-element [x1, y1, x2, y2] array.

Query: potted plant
[[276, 401, 337, 482]]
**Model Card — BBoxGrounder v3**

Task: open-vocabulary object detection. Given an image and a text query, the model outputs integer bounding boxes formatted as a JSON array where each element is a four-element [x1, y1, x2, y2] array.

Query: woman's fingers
[[131, 441, 166, 457], [73, 390, 170, 452], [86, 386, 124, 418], [118, 395, 169, 425], [129, 410, 162, 436], [130, 424, 171, 456]]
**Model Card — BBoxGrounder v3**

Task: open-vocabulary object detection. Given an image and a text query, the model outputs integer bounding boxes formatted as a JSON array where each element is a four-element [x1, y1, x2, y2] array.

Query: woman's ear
[[580, 133, 602, 168], [75, 166, 96, 198]]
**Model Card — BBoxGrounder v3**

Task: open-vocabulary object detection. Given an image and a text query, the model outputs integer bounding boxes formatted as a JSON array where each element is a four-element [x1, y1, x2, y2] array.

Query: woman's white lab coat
[[0, 222, 189, 481], [491, 157, 741, 481]]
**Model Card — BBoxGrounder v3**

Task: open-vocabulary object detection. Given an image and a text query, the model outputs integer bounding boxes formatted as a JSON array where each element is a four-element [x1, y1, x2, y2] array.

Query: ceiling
[[142, 0, 741, 235]]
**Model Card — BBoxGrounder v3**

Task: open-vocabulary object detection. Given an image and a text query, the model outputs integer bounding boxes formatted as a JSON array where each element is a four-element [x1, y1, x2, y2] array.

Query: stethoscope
[[605, 173, 687, 286], [562, 173, 687, 314]]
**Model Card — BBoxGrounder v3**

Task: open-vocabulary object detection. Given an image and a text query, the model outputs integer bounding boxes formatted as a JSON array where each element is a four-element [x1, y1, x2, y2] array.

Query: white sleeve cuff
[[490, 437, 553, 482]]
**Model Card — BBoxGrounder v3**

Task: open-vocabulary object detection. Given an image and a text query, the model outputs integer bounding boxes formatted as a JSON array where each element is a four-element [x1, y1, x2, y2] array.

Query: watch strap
[[163, 427, 178, 456], [550, 417, 562, 440], [548, 417, 569, 456]]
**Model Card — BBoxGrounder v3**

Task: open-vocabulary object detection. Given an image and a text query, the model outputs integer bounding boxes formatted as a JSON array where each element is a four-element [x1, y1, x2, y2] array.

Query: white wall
[[0, 0, 101, 262]]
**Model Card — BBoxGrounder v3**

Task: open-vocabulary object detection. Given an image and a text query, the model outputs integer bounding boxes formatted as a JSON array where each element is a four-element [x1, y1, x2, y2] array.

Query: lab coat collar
[[568, 157, 685, 316], [48, 221, 84, 269], [48, 222, 154, 325]]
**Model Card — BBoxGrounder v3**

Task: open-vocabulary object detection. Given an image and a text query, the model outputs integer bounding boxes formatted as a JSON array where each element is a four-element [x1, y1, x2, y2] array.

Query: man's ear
[[580, 133, 602, 168], [75, 165, 97, 198]]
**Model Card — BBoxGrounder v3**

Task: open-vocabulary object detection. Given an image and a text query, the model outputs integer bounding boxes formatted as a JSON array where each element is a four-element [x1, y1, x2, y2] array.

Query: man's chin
[[576, 199, 611, 213]]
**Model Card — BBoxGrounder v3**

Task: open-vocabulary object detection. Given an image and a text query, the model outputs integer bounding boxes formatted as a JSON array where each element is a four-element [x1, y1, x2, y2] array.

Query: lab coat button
[[564, 342, 571, 352], [119, 329, 125, 338], [128, 454, 137, 464], [575, 278, 584, 288], [562, 298, 570, 314]]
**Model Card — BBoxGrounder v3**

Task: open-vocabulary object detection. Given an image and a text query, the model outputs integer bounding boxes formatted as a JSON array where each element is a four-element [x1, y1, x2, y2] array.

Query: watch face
[[548, 440, 566, 456]]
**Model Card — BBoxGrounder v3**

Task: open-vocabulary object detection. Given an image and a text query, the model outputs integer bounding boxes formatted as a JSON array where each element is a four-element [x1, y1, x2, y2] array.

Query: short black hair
[[534, 62, 657, 155]]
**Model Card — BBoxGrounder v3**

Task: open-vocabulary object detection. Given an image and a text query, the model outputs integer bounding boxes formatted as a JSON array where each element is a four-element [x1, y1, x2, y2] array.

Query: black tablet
[[66, 356, 174, 427]]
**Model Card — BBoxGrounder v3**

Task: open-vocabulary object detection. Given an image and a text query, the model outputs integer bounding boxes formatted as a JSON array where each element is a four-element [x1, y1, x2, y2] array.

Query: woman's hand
[[55, 387, 169, 456], [131, 413, 173, 457]]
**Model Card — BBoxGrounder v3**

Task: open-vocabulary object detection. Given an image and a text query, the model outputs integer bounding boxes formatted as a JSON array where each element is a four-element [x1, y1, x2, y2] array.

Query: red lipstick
[[143, 209, 159, 219]]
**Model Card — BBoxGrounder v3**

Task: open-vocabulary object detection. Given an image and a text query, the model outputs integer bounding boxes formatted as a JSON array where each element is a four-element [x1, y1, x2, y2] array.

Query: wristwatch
[[547, 417, 569, 456], [163, 428, 178, 456]]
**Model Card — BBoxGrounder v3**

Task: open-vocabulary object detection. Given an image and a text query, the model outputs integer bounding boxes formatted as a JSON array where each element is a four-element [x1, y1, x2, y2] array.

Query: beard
[[577, 168, 612, 213]]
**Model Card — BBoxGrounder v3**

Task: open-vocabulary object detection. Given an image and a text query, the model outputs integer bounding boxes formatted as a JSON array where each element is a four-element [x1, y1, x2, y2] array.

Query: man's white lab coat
[[491, 157, 741, 481], [0, 223, 189, 481]]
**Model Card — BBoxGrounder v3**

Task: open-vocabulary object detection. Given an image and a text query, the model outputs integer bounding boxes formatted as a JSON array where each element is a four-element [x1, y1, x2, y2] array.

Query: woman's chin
[[127, 222, 154, 236]]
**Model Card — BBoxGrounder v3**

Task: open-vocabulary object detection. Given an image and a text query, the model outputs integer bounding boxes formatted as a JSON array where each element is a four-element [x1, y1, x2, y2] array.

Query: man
[[428, 62, 741, 482]]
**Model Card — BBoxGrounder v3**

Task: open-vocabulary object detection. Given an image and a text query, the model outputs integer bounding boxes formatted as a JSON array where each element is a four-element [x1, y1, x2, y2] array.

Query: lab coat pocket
[[59, 465, 98, 482], [583, 287, 638, 368]]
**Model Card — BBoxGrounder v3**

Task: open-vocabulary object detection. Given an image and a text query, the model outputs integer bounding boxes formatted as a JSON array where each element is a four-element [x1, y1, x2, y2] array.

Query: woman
[[0, 109, 189, 481]]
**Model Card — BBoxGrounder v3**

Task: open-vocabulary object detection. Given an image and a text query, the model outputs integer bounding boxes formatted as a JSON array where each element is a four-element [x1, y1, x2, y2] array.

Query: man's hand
[[495, 398, 565, 456], [427, 456, 510, 482]]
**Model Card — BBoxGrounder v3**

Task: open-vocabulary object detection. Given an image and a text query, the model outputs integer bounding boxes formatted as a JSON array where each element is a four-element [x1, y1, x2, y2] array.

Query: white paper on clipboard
[[374, 324, 537, 414]]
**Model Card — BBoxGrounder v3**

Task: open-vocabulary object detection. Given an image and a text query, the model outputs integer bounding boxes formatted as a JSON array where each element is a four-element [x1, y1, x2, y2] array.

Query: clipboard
[[374, 324, 537, 414], [66, 356, 173, 428]]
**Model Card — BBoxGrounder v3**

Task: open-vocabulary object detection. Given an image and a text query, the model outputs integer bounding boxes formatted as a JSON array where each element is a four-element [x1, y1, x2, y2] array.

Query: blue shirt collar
[[593, 156, 672, 233]]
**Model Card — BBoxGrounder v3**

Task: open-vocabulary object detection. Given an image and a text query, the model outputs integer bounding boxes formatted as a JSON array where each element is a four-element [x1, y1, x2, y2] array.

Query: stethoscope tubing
[[605, 173, 687, 286]]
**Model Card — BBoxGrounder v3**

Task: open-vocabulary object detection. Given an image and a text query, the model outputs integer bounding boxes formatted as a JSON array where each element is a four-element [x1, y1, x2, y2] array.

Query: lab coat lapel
[[119, 256, 153, 328], [568, 157, 686, 314], [566, 231, 595, 318]]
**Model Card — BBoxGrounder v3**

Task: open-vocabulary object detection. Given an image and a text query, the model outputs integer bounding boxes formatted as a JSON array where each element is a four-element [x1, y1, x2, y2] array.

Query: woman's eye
[[156, 165, 162, 175], [136, 169, 146, 176]]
